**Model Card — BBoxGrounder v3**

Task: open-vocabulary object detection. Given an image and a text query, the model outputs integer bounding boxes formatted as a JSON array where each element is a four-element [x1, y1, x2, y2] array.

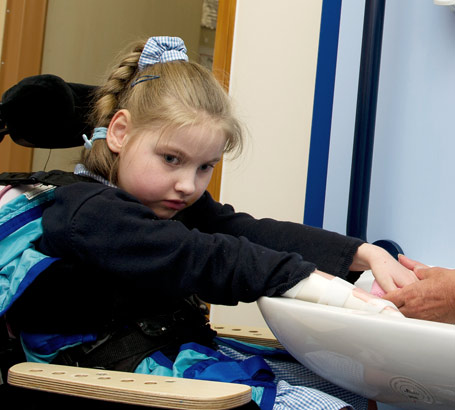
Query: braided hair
[[80, 39, 243, 184]]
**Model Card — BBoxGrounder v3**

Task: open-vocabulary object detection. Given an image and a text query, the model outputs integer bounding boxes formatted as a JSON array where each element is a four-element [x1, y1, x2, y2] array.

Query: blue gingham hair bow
[[138, 36, 188, 71]]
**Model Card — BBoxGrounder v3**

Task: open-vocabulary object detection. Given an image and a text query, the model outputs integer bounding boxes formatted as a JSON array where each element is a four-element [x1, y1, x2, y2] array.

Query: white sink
[[257, 296, 455, 409]]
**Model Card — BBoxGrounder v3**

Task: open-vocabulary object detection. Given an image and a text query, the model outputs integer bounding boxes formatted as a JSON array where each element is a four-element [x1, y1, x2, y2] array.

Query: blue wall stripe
[[303, 0, 342, 227]]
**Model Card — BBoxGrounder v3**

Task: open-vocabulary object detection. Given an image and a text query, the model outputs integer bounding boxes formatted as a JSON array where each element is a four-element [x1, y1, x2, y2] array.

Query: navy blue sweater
[[12, 182, 363, 333]]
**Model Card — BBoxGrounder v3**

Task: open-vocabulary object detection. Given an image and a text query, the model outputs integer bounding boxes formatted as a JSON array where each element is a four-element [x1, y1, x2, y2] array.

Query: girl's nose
[[175, 170, 196, 195]]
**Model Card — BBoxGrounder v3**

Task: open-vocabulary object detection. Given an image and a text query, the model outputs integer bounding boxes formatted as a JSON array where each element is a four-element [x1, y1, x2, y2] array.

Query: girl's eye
[[200, 164, 215, 172], [163, 154, 179, 165]]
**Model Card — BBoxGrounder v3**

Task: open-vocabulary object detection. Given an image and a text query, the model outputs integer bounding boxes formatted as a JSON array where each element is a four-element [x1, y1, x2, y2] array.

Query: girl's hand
[[397, 254, 428, 270], [350, 243, 418, 292]]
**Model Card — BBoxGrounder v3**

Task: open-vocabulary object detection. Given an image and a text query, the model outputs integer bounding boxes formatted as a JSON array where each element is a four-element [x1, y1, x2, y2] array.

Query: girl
[[10, 37, 417, 409]]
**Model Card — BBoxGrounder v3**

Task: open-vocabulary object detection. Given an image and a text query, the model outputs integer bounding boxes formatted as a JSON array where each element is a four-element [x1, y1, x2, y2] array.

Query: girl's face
[[109, 113, 226, 219]]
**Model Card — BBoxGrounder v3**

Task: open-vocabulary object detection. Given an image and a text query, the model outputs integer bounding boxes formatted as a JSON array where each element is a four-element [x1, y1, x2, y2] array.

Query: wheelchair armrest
[[8, 362, 251, 409], [211, 324, 283, 349]]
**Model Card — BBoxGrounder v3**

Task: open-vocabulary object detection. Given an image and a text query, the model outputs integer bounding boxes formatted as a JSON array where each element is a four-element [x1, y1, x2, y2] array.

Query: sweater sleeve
[[176, 192, 365, 282], [38, 183, 317, 305]]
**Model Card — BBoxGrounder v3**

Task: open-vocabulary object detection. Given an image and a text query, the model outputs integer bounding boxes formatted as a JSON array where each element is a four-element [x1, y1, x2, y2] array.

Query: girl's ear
[[106, 109, 132, 153]]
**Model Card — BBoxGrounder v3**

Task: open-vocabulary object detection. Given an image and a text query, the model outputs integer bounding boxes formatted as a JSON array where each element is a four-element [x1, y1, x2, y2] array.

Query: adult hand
[[383, 255, 455, 323], [350, 243, 418, 292]]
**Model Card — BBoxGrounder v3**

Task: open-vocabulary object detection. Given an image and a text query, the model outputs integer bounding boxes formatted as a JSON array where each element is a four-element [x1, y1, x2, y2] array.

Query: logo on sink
[[389, 376, 434, 404]]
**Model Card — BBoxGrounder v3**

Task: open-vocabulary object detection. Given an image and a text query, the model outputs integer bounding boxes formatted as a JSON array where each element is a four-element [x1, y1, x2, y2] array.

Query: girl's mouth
[[162, 200, 187, 211]]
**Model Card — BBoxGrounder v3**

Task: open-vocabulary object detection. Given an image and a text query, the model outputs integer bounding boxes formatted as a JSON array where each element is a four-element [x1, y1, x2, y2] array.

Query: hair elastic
[[82, 127, 107, 150], [138, 36, 188, 71], [130, 37, 188, 88]]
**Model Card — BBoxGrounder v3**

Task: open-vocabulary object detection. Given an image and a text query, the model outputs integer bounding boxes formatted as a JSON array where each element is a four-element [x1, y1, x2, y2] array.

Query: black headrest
[[0, 74, 96, 148]]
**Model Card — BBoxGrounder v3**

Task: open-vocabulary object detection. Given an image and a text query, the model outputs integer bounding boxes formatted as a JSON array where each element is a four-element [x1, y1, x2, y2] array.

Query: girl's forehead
[[157, 122, 227, 148]]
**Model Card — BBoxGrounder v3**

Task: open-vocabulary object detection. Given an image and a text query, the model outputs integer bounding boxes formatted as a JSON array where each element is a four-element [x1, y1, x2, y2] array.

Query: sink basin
[[257, 296, 455, 409]]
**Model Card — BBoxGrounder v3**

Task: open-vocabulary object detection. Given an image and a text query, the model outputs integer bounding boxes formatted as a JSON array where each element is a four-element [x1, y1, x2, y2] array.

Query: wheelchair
[[0, 75, 377, 410]]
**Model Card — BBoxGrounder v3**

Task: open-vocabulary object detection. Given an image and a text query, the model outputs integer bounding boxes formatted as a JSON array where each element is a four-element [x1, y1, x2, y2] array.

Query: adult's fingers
[[382, 288, 405, 308]]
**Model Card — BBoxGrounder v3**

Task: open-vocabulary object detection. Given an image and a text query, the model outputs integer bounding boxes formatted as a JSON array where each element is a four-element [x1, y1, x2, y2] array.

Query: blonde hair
[[81, 39, 243, 184]]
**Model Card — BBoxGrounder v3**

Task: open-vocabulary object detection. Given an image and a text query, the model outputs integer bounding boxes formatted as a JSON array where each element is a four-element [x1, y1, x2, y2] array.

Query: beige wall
[[220, 0, 323, 224], [33, 0, 204, 171], [212, 0, 323, 327], [41, 0, 204, 84]]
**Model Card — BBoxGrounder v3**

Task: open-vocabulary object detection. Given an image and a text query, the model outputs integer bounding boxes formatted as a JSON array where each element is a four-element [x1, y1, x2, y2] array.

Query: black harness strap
[[0, 170, 94, 187], [53, 323, 176, 373], [52, 297, 216, 373]]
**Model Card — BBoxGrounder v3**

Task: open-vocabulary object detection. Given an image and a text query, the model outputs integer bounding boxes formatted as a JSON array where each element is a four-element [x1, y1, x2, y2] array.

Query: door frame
[[206, 0, 236, 200], [0, 0, 48, 173]]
